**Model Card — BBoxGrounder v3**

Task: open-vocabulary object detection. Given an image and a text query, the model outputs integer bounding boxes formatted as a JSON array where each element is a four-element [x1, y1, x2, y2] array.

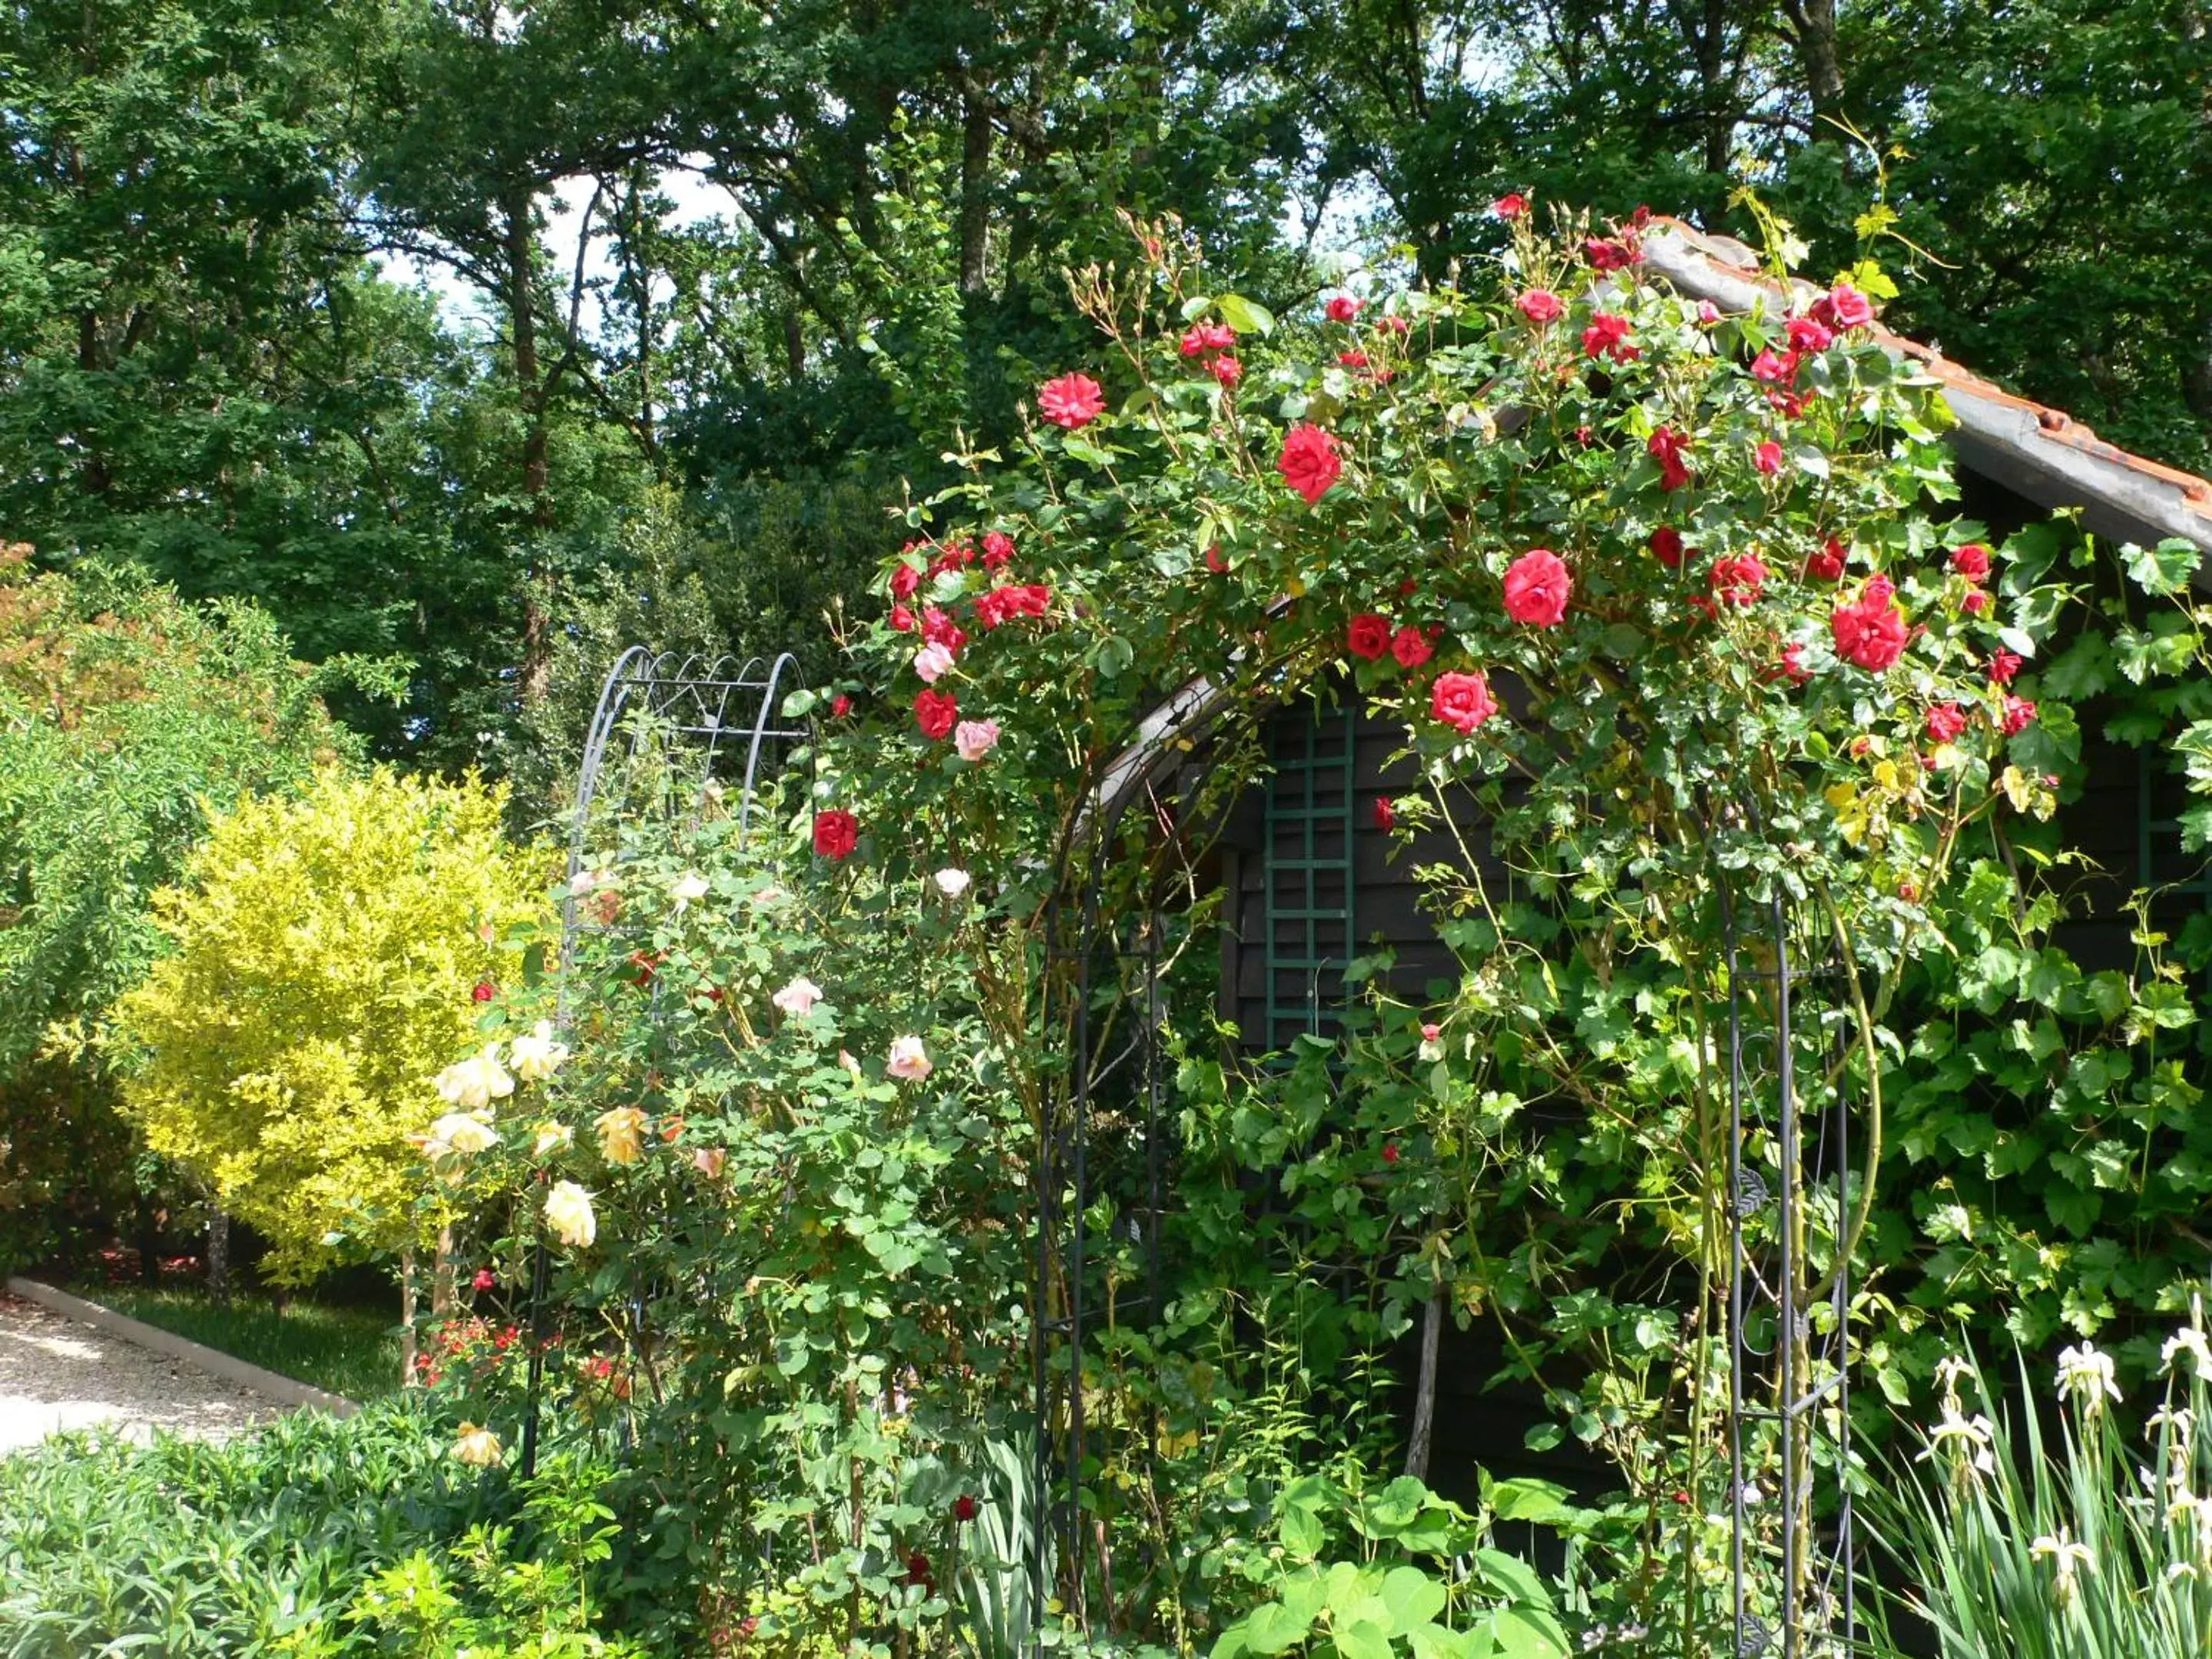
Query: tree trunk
[[432, 1223, 455, 1318], [959, 90, 992, 296], [1403, 1288, 1444, 1481], [505, 188, 556, 705], [207, 1210, 230, 1306], [1783, 0, 1846, 126], [399, 1247, 419, 1388]]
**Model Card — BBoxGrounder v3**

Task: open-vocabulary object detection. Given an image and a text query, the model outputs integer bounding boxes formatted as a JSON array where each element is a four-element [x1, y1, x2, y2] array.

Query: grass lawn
[[71, 1283, 403, 1402]]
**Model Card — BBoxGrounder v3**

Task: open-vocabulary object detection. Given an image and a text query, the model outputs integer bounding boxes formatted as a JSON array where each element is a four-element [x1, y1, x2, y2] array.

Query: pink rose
[[1038, 373, 1105, 429], [886, 1037, 932, 1081], [954, 719, 1002, 762], [1502, 548, 1571, 627], [1492, 192, 1529, 219], [1430, 670, 1498, 733], [1755, 440, 1785, 475], [912, 641, 956, 683], [1326, 294, 1364, 323], [1516, 289, 1564, 326], [1277, 423, 1344, 504]]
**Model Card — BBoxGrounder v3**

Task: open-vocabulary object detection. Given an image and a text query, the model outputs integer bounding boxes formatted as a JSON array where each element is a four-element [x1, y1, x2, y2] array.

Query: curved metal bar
[[741, 654, 803, 844]]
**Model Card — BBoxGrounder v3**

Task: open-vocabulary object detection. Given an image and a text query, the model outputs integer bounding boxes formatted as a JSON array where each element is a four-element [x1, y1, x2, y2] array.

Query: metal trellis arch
[[519, 647, 812, 1480]]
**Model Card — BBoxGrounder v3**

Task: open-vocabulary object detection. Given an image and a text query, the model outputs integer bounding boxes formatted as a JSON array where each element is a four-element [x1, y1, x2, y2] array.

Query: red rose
[[1777, 642, 1811, 684], [1574, 425, 1594, 447], [1503, 548, 1571, 627], [914, 688, 959, 740], [472, 980, 496, 1003], [1581, 312, 1638, 362], [1988, 648, 2023, 685], [1951, 542, 1991, 581], [1211, 354, 1243, 387], [921, 606, 966, 653], [1326, 294, 1364, 323], [1754, 440, 1785, 475], [1337, 349, 1369, 369], [1647, 426, 1692, 491], [981, 531, 1015, 568], [1516, 289, 1563, 326], [1649, 526, 1687, 568], [472, 1268, 496, 1290], [1204, 545, 1228, 574], [1584, 236, 1637, 271], [1492, 192, 1529, 219], [813, 810, 858, 860], [1431, 670, 1498, 733], [831, 693, 852, 717], [1831, 580, 1909, 671], [1376, 314, 1409, 336], [1277, 423, 1343, 504], [1382, 1142, 1401, 1164], [1710, 553, 1767, 608], [1391, 624, 1432, 669], [1806, 538, 1846, 581], [1750, 348, 1798, 385], [2001, 695, 2038, 736], [1178, 325, 1214, 357], [890, 560, 922, 600], [1926, 704, 1968, 743], [1373, 796, 1395, 831], [889, 604, 916, 633], [1038, 372, 1105, 429], [1786, 316, 1835, 353], [954, 1495, 979, 1523], [1346, 613, 1392, 660], [1962, 588, 1990, 614]]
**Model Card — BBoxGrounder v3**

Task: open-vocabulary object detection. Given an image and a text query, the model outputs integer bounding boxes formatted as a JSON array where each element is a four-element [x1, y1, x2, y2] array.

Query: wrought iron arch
[[519, 646, 812, 1479]]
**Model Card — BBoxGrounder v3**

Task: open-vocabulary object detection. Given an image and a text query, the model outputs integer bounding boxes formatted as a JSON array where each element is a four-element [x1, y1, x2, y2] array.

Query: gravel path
[[0, 1290, 287, 1453]]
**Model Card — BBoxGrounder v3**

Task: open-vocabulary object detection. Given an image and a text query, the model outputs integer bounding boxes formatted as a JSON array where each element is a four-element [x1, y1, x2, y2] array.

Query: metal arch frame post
[[1717, 839, 1859, 1659], [522, 644, 811, 1482]]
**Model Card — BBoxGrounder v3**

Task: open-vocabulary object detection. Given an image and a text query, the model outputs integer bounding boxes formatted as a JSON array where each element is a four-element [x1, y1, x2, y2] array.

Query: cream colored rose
[[424, 1112, 498, 1159], [435, 1045, 515, 1112], [532, 1121, 574, 1157], [508, 1020, 570, 1084], [545, 1180, 597, 1248], [453, 1422, 504, 1468], [671, 871, 710, 906], [594, 1106, 647, 1165]]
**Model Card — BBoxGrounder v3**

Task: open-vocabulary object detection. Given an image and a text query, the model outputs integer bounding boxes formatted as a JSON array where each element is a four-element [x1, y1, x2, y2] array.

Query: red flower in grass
[[472, 981, 496, 1003], [813, 810, 858, 861], [1503, 549, 1571, 627], [1430, 671, 1498, 733], [1277, 424, 1343, 504], [1346, 614, 1392, 661], [1038, 373, 1105, 429]]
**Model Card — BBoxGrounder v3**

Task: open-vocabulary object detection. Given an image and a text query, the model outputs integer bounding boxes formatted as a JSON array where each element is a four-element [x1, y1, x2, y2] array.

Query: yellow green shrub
[[114, 767, 548, 1280]]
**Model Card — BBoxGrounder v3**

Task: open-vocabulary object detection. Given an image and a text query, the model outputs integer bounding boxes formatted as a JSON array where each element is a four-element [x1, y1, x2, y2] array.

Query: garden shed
[[1086, 219, 2212, 1508]]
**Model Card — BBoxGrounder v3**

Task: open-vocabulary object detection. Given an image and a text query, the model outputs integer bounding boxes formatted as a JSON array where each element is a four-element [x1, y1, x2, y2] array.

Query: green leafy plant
[[1865, 1307, 2212, 1657]]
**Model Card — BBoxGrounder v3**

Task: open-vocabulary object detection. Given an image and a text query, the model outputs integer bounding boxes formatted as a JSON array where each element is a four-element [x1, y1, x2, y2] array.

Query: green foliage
[[1864, 1317, 2212, 1657], [113, 766, 549, 1280], [0, 1399, 631, 1657], [0, 548, 379, 1266]]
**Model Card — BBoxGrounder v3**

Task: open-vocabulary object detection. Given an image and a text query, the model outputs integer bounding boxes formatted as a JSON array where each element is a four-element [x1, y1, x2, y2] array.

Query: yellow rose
[[545, 1180, 597, 1248], [453, 1422, 503, 1468], [594, 1106, 647, 1165]]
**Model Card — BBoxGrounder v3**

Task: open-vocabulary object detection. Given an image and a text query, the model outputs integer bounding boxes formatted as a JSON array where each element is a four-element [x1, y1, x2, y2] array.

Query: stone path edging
[[5, 1276, 358, 1419]]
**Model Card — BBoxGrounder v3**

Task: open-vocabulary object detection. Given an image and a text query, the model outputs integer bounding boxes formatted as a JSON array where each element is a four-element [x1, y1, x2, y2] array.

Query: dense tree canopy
[[1, 0, 2204, 788]]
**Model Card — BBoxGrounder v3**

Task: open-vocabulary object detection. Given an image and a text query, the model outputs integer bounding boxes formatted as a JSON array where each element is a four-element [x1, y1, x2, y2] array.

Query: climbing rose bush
[[430, 207, 2212, 1654]]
